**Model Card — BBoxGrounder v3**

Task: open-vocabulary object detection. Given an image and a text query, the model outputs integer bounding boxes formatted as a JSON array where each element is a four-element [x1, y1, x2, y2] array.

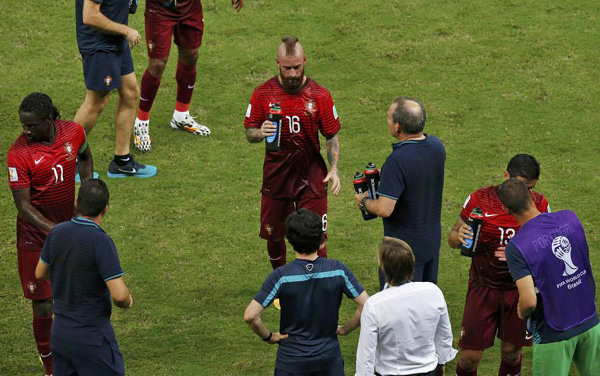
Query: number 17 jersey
[[244, 76, 341, 199], [7, 120, 87, 251], [460, 185, 549, 290]]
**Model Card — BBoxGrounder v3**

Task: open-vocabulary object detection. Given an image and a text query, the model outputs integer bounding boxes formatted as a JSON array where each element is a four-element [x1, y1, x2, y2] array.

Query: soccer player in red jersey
[[244, 36, 341, 271], [448, 154, 550, 376], [7, 93, 93, 376], [133, 0, 244, 151]]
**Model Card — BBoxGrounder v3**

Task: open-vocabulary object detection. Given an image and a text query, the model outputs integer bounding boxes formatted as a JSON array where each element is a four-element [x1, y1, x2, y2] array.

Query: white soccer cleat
[[170, 113, 211, 136], [133, 118, 152, 152]]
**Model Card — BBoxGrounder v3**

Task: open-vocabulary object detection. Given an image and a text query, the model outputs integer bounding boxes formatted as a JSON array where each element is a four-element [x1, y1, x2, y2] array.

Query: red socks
[[175, 61, 196, 108], [498, 355, 522, 376], [33, 314, 53, 375], [138, 69, 162, 116], [267, 240, 286, 269], [455, 363, 477, 376]]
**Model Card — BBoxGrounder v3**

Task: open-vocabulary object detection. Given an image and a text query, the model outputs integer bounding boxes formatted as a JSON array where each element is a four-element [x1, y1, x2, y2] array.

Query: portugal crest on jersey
[[305, 100, 315, 116], [64, 142, 76, 161]]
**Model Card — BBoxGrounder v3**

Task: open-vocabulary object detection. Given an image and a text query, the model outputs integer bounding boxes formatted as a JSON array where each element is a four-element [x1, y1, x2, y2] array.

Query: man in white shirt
[[355, 237, 457, 376]]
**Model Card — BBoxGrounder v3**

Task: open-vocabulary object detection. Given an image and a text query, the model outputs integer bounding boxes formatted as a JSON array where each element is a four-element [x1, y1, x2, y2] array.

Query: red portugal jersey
[[244, 77, 341, 199], [460, 185, 549, 290], [145, 0, 202, 20], [7, 120, 87, 251]]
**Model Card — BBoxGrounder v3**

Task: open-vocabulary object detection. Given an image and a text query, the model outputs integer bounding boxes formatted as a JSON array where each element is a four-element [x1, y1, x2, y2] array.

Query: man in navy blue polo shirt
[[499, 178, 600, 376], [355, 97, 445, 287], [35, 179, 133, 376], [244, 209, 368, 376], [74, 0, 157, 178]]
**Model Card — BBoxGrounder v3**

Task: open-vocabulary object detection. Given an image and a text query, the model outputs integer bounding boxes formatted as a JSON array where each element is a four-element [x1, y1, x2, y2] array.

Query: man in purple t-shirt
[[498, 178, 600, 376]]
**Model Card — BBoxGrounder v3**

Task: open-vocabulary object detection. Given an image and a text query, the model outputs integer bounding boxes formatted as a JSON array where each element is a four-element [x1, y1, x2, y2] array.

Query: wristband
[[262, 331, 273, 342]]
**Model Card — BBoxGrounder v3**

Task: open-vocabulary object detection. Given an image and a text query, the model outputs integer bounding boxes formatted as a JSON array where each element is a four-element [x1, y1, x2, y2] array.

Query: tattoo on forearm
[[326, 135, 340, 171], [246, 128, 263, 143]]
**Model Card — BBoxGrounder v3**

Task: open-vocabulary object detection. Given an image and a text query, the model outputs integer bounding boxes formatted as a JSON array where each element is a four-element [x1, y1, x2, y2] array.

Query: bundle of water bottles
[[353, 163, 380, 221]]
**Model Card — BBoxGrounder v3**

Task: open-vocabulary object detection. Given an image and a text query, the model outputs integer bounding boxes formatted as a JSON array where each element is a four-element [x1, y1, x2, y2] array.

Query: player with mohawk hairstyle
[[244, 36, 342, 277]]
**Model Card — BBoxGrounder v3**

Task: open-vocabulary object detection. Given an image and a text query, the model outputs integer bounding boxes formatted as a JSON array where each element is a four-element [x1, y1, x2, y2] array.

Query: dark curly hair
[[19, 92, 61, 121]]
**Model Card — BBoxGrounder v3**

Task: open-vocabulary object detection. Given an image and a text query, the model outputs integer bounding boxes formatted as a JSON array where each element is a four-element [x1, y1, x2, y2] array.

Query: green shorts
[[532, 323, 600, 376]]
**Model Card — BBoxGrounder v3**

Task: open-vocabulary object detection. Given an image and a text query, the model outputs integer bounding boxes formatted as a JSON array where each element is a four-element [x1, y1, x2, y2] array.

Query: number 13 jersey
[[244, 77, 341, 199], [7, 120, 87, 250], [460, 185, 549, 289]]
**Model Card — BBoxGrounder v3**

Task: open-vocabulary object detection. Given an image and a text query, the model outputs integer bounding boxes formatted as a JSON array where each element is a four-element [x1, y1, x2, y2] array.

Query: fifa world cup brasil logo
[[551, 236, 578, 276]]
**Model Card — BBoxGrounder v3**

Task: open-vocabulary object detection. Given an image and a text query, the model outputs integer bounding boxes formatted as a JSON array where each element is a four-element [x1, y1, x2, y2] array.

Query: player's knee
[[120, 83, 140, 106], [458, 350, 482, 370], [87, 91, 110, 113], [32, 298, 53, 317], [178, 49, 198, 66], [148, 58, 168, 77], [500, 342, 521, 362]]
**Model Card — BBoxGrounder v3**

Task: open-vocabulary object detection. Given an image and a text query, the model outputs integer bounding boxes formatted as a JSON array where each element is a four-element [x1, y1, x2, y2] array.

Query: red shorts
[[260, 194, 327, 241], [458, 278, 532, 350], [17, 249, 52, 300], [145, 9, 204, 59]]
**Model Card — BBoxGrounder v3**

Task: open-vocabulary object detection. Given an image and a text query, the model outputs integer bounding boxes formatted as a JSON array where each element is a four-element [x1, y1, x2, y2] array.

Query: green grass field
[[1, 0, 599, 374]]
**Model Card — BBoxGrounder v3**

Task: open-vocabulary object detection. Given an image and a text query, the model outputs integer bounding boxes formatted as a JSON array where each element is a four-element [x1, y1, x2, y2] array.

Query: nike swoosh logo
[[485, 213, 500, 217], [525, 334, 533, 340], [140, 97, 149, 101], [187, 84, 195, 89], [118, 168, 137, 174], [34, 156, 44, 164], [121, 157, 130, 162]]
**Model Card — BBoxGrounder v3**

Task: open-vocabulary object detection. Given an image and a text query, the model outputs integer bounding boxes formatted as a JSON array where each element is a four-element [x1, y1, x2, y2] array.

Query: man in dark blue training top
[[74, 0, 157, 178], [355, 97, 445, 287], [499, 178, 600, 376], [244, 208, 368, 376], [35, 179, 134, 375]]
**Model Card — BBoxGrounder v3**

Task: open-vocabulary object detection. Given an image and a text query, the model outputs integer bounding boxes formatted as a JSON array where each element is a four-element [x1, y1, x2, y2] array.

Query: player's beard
[[280, 70, 305, 93]]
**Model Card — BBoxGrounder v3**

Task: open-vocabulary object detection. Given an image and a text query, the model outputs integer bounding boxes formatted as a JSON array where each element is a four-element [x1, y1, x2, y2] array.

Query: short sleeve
[[7, 150, 31, 191], [95, 236, 124, 282], [377, 156, 404, 200], [505, 242, 531, 281], [340, 263, 364, 299], [460, 190, 479, 222], [253, 270, 281, 307], [317, 92, 341, 138], [244, 89, 266, 129]]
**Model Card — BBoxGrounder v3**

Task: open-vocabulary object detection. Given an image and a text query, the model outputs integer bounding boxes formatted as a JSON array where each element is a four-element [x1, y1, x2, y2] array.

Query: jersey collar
[[392, 133, 429, 149]]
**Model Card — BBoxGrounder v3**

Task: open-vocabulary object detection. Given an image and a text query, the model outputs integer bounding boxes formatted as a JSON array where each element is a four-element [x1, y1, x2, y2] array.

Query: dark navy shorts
[[81, 46, 134, 92], [274, 359, 344, 376], [52, 335, 125, 376]]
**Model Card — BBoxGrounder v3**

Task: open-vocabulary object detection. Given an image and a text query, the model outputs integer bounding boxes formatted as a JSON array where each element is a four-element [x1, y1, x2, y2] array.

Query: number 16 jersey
[[244, 76, 341, 199], [7, 120, 87, 251]]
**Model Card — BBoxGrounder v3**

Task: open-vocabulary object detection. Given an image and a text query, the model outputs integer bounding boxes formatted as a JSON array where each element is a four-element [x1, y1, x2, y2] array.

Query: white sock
[[173, 110, 189, 122]]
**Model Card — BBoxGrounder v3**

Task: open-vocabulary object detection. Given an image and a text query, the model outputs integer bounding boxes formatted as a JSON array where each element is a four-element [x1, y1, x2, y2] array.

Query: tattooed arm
[[323, 134, 341, 195]]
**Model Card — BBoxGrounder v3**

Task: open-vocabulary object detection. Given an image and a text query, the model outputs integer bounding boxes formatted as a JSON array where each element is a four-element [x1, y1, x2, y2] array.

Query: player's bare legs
[[32, 298, 53, 376], [114, 72, 139, 156], [170, 46, 210, 136], [74, 90, 111, 134]]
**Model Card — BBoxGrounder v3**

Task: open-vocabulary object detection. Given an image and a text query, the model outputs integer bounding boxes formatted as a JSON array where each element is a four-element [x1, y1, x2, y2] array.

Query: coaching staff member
[[244, 209, 368, 376], [355, 237, 457, 376], [500, 178, 600, 376], [36, 179, 133, 375], [355, 97, 445, 286]]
